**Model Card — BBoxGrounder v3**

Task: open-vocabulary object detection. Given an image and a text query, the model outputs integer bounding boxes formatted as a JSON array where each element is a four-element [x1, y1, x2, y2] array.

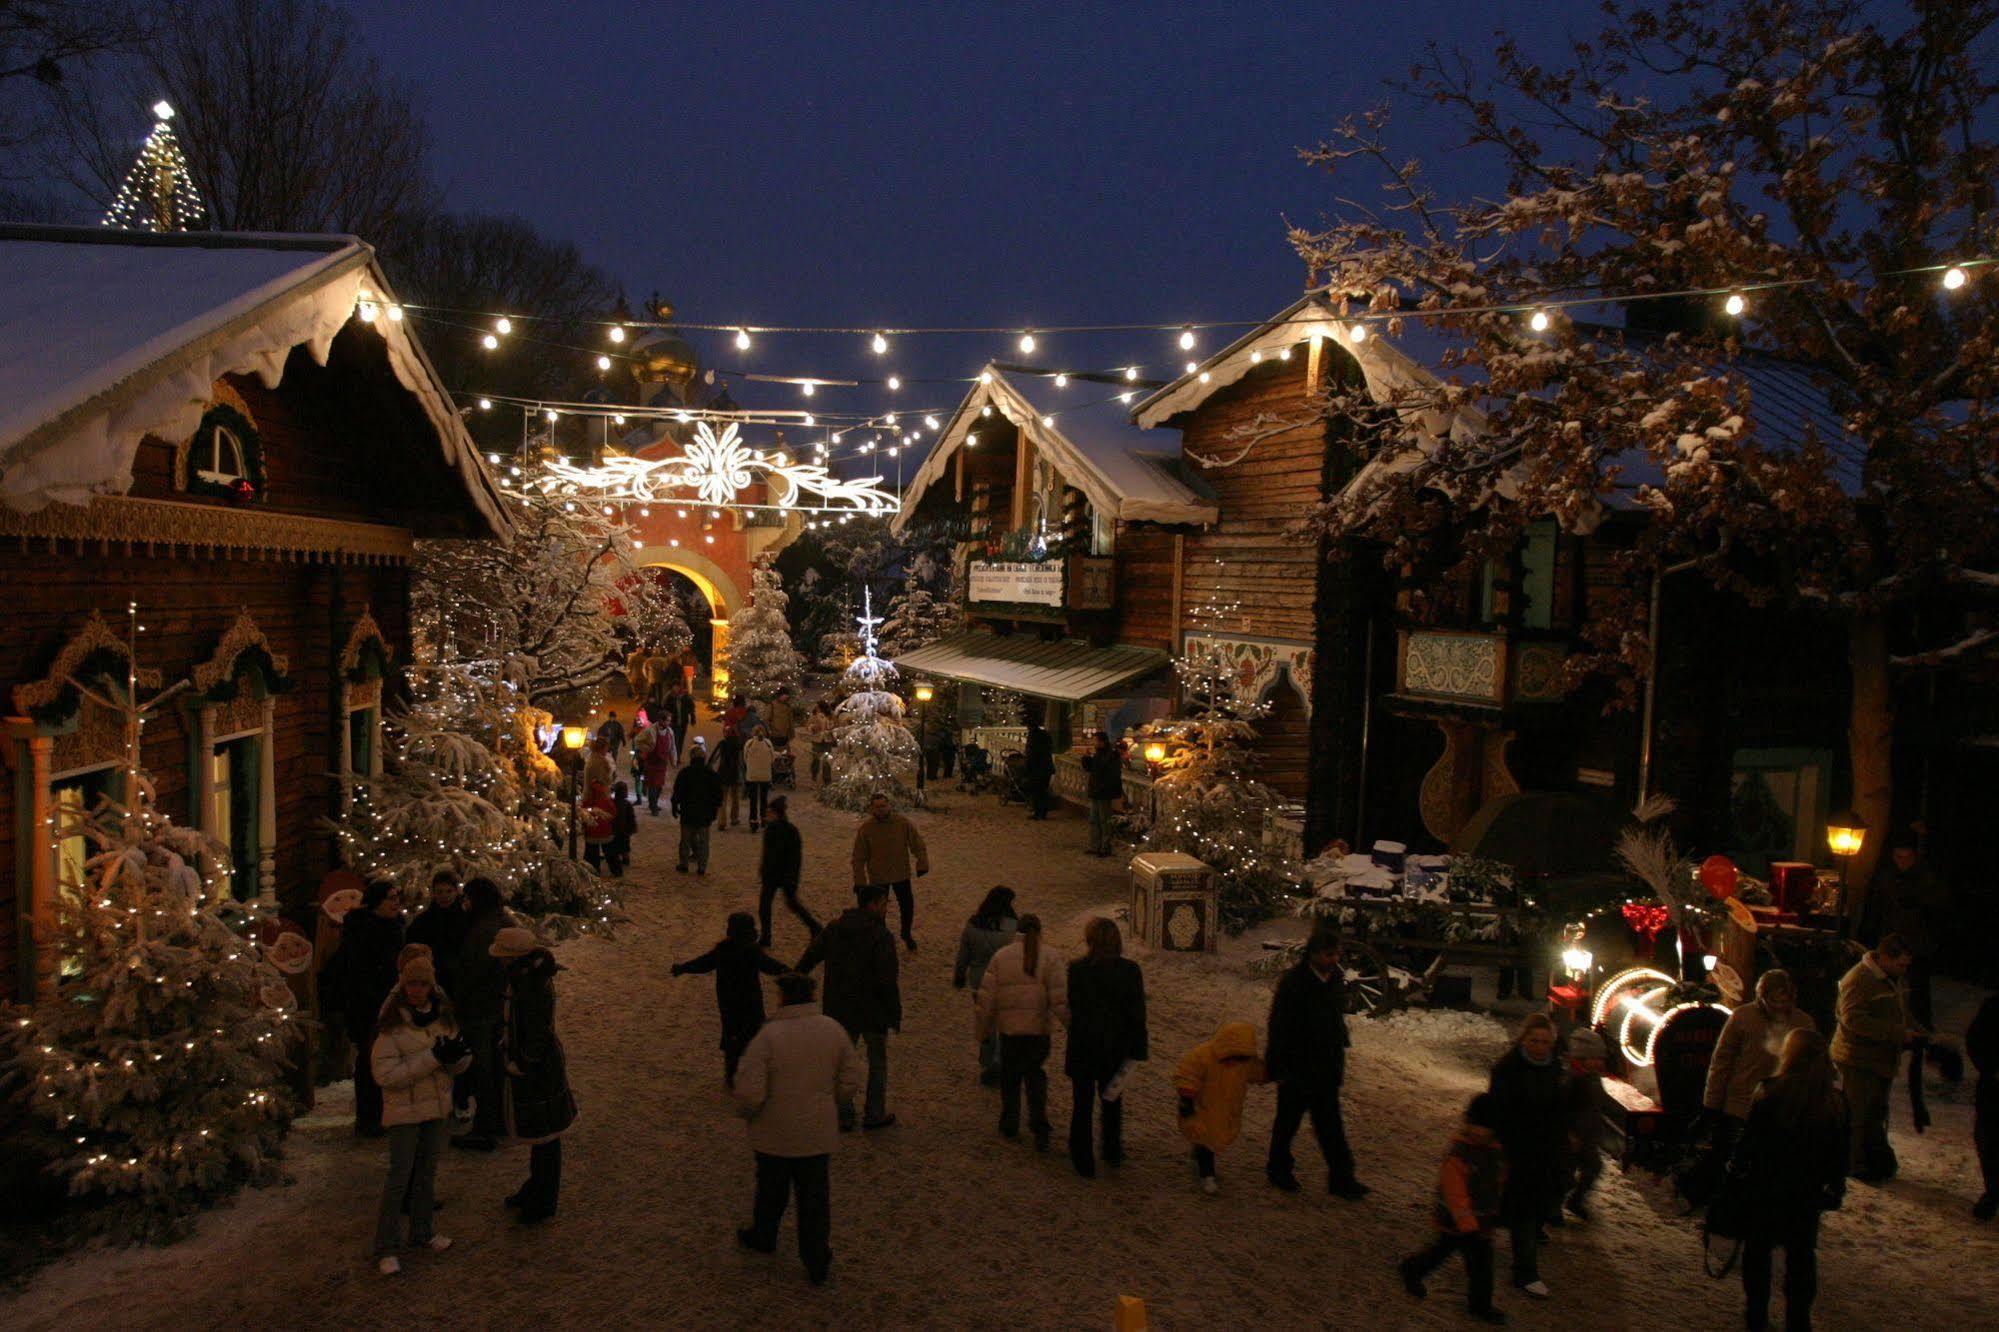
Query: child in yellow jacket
[[1174, 1021, 1269, 1194], [1398, 1092, 1507, 1324]]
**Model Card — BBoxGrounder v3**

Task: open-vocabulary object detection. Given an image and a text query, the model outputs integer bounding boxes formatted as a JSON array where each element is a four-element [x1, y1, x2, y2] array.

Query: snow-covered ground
[[5, 780, 1995, 1329]]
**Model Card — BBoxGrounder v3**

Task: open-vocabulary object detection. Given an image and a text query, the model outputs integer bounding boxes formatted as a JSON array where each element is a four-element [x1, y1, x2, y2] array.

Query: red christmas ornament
[[1699, 855, 1740, 900], [1621, 902, 1671, 944]]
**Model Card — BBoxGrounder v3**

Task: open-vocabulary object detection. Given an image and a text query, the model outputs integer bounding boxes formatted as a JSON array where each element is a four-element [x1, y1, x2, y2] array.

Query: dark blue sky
[[346, 0, 1594, 431]]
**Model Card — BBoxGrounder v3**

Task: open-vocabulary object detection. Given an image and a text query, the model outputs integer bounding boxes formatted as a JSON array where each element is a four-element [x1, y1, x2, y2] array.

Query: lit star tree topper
[[103, 101, 206, 233]]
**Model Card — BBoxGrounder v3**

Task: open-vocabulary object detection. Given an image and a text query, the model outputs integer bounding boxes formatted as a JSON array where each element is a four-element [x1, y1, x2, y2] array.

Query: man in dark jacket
[[667, 681, 696, 758], [795, 884, 901, 1131], [758, 795, 820, 947], [672, 739, 722, 875], [1265, 925, 1368, 1198], [337, 881, 405, 1136], [1862, 835, 1948, 1029], [1022, 719, 1054, 820], [1083, 731, 1123, 856], [453, 877, 513, 1150], [405, 870, 469, 996]]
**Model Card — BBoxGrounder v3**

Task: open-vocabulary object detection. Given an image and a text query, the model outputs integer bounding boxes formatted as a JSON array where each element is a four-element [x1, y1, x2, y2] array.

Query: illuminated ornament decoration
[[103, 102, 206, 232], [529, 420, 898, 513]]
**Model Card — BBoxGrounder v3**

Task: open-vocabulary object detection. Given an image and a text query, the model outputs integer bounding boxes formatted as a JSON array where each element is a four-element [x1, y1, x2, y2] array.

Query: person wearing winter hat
[[1560, 1027, 1610, 1221], [370, 953, 472, 1274], [1175, 1020, 1270, 1193], [1398, 1092, 1508, 1324], [492, 927, 576, 1222], [1488, 1012, 1564, 1299]]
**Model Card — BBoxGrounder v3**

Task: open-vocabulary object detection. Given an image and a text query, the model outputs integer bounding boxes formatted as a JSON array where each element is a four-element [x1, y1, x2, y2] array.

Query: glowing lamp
[[560, 725, 587, 751], [1561, 946, 1593, 976], [1142, 742, 1166, 764], [1826, 814, 1865, 858], [914, 684, 934, 703]]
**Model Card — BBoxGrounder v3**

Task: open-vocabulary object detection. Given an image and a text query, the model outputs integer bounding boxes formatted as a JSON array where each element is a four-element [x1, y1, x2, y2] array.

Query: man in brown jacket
[[1832, 934, 1916, 1182], [852, 793, 929, 952]]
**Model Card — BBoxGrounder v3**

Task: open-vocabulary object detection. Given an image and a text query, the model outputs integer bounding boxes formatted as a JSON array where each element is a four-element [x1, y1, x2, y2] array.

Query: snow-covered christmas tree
[[1127, 583, 1299, 931], [103, 101, 206, 232], [981, 687, 1027, 728], [876, 571, 962, 661], [3, 611, 297, 1237], [724, 558, 805, 703], [820, 589, 920, 810]]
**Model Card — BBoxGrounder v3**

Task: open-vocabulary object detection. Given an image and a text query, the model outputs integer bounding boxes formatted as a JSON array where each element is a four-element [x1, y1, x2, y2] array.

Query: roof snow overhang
[[896, 629, 1168, 701], [0, 224, 508, 537], [892, 363, 1217, 535]]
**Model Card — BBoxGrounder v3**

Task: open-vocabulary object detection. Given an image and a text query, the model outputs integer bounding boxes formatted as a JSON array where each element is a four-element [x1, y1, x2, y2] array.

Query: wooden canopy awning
[[897, 630, 1168, 702]]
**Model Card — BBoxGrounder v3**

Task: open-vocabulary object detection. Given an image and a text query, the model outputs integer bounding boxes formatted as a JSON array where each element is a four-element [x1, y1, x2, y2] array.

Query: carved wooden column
[[193, 705, 217, 840], [24, 733, 56, 1001], [258, 695, 278, 905]]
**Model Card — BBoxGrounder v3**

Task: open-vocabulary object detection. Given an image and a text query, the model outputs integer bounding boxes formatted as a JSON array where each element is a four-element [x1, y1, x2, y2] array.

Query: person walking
[[1064, 916, 1147, 1178], [606, 781, 638, 877], [712, 728, 746, 831], [596, 711, 626, 782], [1397, 1092, 1508, 1324], [795, 883, 901, 1131], [767, 687, 797, 749], [1560, 1027, 1610, 1221], [580, 778, 615, 873], [492, 927, 577, 1223], [339, 881, 406, 1137], [977, 913, 1065, 1149], [452, 877, 513, 1151], [405, 871, 469, 1002], [667, 680, 696, 760], [1862, 835, 1947, 1031], [672, 738, 722, 875], [1832, 933, 1917, 1182], [1487, 1012, 1564, 1300], [758, 795, 820, 947], [954, 887, 1018, 1084], [805, 700, 837, 786], [673, 911, 789, 1087], [1732, 1029, 1849, 1332], [1022, 717, 1054, 820], [733, 972, 864, 1286], [1083, 731, 1123, 856], [1969, 990, 1999, 1220], [1264, 925, 1368, 1200], [369, 953, 471, 1275], [851, 792, 930, 952], [743, 725, 776, 832], [641, 717, 676, 816], [1705, 970, 1818, 1155], [1175, 1021, 1269, 1194], [584, 736, 614, 794]]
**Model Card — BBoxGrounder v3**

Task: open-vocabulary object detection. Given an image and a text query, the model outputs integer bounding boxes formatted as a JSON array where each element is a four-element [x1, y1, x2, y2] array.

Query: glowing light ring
[[1589, 965, 1676, 1028], [531, 421, 898, 512], [1641, 1002, 1732, 1069], [1617, 985, 1674, 1067]]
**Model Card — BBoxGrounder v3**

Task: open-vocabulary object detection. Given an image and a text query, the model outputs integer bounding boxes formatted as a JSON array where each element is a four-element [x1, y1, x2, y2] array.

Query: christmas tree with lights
[[3, 610, 297, 1237], [102, 101, 206, 232], [1127, 575, 1299, 931], [723, 558, 805, 704], [877, 571, 962, 662], [820, 588, 920, 810]]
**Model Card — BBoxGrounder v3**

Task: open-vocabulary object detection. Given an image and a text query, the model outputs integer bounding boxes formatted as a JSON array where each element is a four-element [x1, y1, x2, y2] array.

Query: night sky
[[343, 0, 1600, 453]]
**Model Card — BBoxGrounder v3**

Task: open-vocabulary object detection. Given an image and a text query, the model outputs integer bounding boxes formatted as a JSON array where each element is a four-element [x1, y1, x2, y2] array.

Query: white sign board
[[968, 560, 1064, 607]]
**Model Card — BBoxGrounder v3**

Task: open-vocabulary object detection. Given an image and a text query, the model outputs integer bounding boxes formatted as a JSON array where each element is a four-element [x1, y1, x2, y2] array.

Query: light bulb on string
[[1348, 322, 1368, 343], [477, 398, 492, 410], [801, 381, 816, 397], [887, 375, 901, 391], [924, 415, 940, 429], [871, 332, 889, 354], [387, 305, 403, 322], [1018, 331, 1037, 353], [596, 355, 612, 371], [1942, 266, 1969, 290], [735, 327, 752, 350], [1724, 292, 1747, 316], [609, 325, 626, 343], [1124, 366, 1138, 380], [482, 333, 499, 350], [803, 413, 815, 426], [1279, 347, 1291, 360], [495, 317, 513, 335], [1184, 361, 1197, 374], [1179, 326, 1196, 350], [1529, 309, 1551, 332]]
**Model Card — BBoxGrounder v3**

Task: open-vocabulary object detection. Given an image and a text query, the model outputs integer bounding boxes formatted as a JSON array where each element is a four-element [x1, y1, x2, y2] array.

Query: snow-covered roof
[[0, 225, 507, 535], [893, 363, 1218, 533], [895, 629, 1168, 701]]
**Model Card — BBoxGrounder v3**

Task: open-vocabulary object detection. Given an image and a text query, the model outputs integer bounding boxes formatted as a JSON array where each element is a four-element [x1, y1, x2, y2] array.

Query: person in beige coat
[[370, 954, 472, 1274], [977, 915, 1068, 1148], [852, 793, 930, 952], [1832, 934, 1917, 1181], [1704, 970, 1818, 1142], [733, 973, 864, 1286]]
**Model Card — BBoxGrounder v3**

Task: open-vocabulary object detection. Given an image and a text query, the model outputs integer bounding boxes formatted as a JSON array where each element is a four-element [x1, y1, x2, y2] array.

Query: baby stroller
[[996, 749, 1029, 805], [770, 739, 798, 789], [957, 741, 995, 794]]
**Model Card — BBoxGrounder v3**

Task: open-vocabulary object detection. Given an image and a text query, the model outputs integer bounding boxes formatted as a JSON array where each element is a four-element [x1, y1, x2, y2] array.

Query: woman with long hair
[[1733, 1029, 1848, 1331], [954, 887, 1019, 1083], [1063, 917, 1147, 1177], [977, 913, 1068, 1150], [1487, 1011, 1564, 1300], [369, 954, 471, 1274]]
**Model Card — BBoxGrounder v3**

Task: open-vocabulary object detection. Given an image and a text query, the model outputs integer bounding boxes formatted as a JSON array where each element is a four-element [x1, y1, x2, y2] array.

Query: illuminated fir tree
[[820, 588, 920, 810], [102, 102, 205, 232], [724, 558, 805, 703]]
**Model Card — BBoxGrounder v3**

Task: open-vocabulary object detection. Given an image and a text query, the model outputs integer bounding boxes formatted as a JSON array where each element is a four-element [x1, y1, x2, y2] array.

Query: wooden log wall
[[0, 549, 408, 993], [1111, 526, 1180, 652]]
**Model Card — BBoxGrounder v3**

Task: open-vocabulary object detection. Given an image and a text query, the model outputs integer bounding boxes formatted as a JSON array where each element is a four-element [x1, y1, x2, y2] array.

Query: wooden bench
[[1600, 1076, 1669, 1170]]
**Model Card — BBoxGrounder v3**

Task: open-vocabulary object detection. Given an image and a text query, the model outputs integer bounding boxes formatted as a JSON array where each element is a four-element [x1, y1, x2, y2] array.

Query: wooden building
[[0, 225, 506, 1001]]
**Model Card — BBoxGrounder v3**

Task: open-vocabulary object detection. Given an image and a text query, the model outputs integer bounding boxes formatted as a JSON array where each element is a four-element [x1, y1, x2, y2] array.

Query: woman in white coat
[[976, 914, 1068, 1149], [370, 953, 473, 1274]]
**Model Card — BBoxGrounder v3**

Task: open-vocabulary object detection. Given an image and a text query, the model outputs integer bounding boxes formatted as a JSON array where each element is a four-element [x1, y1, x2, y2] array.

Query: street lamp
[[1827, 810, 1865, 931], [562, 725, 587, 859], [913, 683, 934, 794]]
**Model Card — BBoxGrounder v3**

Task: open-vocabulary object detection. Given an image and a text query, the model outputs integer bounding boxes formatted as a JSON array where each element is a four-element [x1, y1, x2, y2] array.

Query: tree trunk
[[1847, 612, 1894, 912]]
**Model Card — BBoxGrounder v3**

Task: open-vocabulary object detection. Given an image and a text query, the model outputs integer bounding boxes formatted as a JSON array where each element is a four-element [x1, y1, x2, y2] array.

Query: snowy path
[[6, 785, 1997, 1329]]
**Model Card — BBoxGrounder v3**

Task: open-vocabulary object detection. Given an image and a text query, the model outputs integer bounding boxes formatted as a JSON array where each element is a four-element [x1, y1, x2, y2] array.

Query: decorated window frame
[[337, 609, 392, 805], [174, 382, 266, 504], [4, 613, 161, 998], [181, 611, 292, 904]]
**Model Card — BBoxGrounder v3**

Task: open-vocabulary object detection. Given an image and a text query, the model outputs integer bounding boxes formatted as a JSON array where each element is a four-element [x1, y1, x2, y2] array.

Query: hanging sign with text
[[968, 560, 1065, 607]]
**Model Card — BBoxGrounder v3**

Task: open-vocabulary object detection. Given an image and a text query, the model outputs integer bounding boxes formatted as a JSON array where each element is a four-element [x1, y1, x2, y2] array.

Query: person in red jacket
[[1399, 1092, 1508, 1324], [579, 780, 614, 873]]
